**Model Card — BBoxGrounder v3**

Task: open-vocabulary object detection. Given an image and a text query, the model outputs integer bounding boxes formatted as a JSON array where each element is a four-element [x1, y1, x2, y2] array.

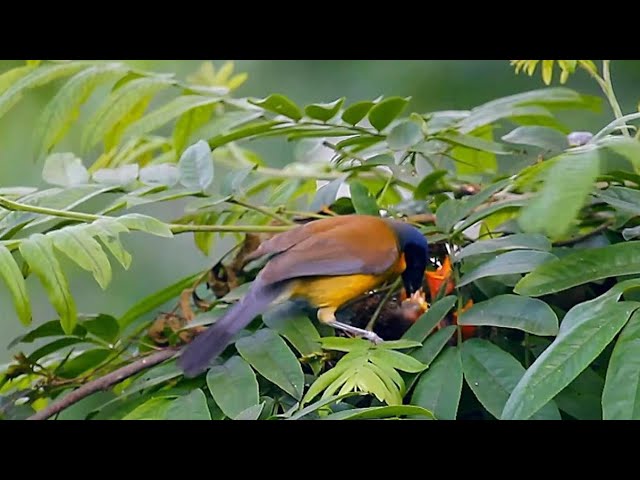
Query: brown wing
[[258, 216, 401, 285], [244, 215, 360, 263]]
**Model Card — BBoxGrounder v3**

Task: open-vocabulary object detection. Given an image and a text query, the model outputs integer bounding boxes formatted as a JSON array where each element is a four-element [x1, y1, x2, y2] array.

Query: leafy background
[[5, 59, 639, 363], [2, 59, 640, 420]]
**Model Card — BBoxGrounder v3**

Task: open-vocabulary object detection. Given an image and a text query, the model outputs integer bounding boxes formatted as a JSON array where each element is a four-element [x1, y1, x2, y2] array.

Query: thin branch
[[227, 198, 294, 225], [0, 195, 294, 250], [366, 277, 401, 331], [552, 221, 613, 247], [27, 348, 179, 421]]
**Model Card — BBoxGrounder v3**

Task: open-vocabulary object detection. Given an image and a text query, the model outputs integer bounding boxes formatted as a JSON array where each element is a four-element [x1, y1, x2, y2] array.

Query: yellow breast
[[288, 253, 406, 310]]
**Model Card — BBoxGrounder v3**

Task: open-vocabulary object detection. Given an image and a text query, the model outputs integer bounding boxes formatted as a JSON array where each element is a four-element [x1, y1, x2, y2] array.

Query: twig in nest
[[27, 348, 179, 421]]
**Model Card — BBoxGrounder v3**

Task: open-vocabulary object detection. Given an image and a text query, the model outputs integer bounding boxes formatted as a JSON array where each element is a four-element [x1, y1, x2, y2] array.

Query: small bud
[[567, 131, 593, 147]]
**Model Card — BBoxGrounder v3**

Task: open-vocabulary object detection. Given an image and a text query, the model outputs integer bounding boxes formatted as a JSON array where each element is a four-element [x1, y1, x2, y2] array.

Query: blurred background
[[1, 60, 638, 362]]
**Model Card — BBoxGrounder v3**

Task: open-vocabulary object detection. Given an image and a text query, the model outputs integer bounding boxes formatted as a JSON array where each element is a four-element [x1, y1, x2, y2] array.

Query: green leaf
[[448, 126, 501, 176], [81, 76, 173, 152], [27, 337, 87, 363], [387, 121, 422, 150], [82, 314, 119, 344], [206, 356, 259, 419], [341, 101, 374, 125], [0, 62, 93, 120], [123, 95, 220, 140], [596, 134, 640, 171], [310, 176, 347, 211], [595, 186, 640, 215], [33, 64, 128, 160], [41, 153, 89, 187], [410, 325, 457, 367], [19, 234, 77, 334], [178, 140, 214, 192], [458, 294, 559, 336], [322, 405, 434, 420], [459, 87, 596, 133], [437, 130, 514, 155], [376, 339, 423, 350], [139, 164, 179, 187], [0, 244, 31, 326], [122, 397, 174, 420], [501, 126, 568, 152], [234, 403, 264, 420], [49, 227, 112, 290], [55, 391, 116, 420], [461, 339, 561, 420], [435, 179, 511, 234], [519, 147, 601, 239], [368, 96, 409, 131], [236, 329, 305, 400], [8, 320, 87, 348], [304, 98, 344, 122], [287, 392, 362, 420], [0, 64, 36, 96], [0, 185, 115, 236], [458, 250, 556, 287], [554, 367, 604, 420], [249, 93, 302, 121], [92, 165, 139, 187], [117, 213, 173, 238], [602, 310, 640, 419], [402, 295, 457, 343], [370, 349, 427, 373], [410, 347, 463, 420], [515, 242, 640, 297], [262, 306, 321, 357], [501, 293, 640, 420], [208, 119, 282, 148], [173, 103, 216, 155], [86, 218, 132, 270], [350, 181, 379, 215], [456, 234, 552, 261], [58, 348, 111, 378], [166, 389, 212, 420], [319, 337, 372, 353], [414, 170, 448, 199]]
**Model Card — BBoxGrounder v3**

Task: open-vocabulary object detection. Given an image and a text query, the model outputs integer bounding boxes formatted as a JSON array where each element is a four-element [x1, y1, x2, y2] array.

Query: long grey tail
[[178, 279, 285, 378]]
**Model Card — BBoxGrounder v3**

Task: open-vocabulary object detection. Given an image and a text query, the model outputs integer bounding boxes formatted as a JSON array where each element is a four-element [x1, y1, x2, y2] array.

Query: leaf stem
[[580, 60, 630, 137], [227, 198, 294, 225], [0, 195, 294, 250], [366, 277, 401, 332]]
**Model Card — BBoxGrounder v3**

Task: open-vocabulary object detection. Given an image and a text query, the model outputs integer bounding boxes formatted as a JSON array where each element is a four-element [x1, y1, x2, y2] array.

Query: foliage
[[1, 59, 640, 420]]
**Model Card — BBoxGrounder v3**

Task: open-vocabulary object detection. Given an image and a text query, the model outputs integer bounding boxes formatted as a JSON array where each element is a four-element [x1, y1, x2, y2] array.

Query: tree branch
[[27, 348, 179, 421]]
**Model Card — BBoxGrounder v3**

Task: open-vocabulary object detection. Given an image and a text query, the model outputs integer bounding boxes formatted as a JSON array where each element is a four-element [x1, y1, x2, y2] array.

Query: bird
[[178, 214, 429, 378]]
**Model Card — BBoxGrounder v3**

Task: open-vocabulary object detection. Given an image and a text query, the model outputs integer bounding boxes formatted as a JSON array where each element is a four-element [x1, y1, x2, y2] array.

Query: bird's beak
[[405, 288, 429, 312]]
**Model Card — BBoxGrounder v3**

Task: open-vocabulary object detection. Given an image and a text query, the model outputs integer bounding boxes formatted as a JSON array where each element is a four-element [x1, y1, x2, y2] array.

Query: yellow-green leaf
[[19, 234, 77, 334], [0, 244, 31, 325]]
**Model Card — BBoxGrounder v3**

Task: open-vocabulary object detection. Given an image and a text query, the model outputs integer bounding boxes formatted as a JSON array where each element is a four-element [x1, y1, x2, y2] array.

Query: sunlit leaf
[[236, 329, 305, 400], [0, 244, 31, 326], [458, 294, 559, 336], [459, 250, 556, 287], [515, 242, 640, 297], [519, 147, 600, 239], [461, 339, 561, 420], [178, 140, 214, 192], [19, 234, 77, 334], [502, 289, 640, 420], [410, 347, 463, 420]]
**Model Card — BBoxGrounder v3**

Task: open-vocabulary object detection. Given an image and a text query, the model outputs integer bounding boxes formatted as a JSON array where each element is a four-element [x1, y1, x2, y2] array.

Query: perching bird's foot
[[362, 330, 384, 345]]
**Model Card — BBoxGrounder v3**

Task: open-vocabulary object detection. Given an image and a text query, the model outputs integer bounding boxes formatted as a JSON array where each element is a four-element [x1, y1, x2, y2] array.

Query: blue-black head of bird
[[387, 219, 429, 296]]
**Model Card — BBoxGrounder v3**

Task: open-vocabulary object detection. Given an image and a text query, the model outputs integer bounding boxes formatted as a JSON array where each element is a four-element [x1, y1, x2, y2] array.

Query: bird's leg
[[317, 307, 384, 344]]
